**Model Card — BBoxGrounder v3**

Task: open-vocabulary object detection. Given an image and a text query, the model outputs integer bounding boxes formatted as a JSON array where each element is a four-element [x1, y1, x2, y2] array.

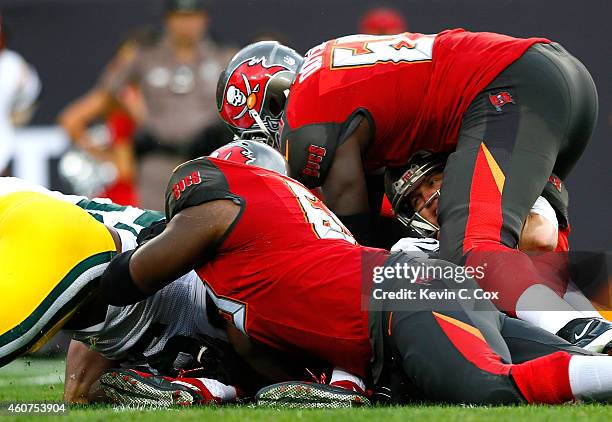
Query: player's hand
[[390, 237, 439, 255]]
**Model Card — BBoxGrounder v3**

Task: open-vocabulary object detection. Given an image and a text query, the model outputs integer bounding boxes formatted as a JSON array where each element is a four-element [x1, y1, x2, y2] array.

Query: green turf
[[1, 358, 612, 421]]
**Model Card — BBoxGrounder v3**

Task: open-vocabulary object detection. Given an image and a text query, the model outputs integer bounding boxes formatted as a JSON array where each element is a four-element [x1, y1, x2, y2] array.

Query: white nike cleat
[[557, 318, 612, 354]]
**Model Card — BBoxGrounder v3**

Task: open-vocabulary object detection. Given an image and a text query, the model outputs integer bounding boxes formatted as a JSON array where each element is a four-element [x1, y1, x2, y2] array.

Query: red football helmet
[[216, 41, 303, 150]]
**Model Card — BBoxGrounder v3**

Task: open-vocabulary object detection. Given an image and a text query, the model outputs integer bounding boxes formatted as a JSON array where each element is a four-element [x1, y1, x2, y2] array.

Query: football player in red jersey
[[97, 142, 612, 405], [385, 150, 612, 354], [216, 33, 598, 351]]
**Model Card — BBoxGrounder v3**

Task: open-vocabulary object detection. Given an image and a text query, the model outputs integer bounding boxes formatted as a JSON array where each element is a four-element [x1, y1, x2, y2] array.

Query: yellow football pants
[[0, 191, 116, 367]]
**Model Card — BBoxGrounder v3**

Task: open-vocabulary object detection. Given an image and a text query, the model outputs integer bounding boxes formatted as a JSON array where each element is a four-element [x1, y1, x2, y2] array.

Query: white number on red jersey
[[331, 33, 435, 69], [284, 179, 357, 244], [204, 284, 247, 336]]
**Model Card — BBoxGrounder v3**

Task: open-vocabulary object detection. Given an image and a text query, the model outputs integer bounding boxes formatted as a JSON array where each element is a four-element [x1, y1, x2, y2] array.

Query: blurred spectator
[[359, 7, 407, 35], [0, 12, 41, 176], [99, 0, 235, 210], [58, 29, 155, 206]]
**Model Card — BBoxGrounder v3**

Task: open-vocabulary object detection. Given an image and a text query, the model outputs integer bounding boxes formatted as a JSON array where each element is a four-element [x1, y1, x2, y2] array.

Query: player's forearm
[[100, 201, 241, 306], [322, 161, 371, 243], [63, 340, 114, 404], [321, 132, 372, 243]]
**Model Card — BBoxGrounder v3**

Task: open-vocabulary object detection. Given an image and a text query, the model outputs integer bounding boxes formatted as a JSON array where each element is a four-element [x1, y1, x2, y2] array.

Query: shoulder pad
[[281, 119, 343, 188], [165, 158, 242, 220]]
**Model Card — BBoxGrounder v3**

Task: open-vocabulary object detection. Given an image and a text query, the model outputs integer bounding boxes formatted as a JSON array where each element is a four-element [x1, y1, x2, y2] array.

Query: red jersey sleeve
[[165, 157, 244, 220], [282, 30, 550, 181]]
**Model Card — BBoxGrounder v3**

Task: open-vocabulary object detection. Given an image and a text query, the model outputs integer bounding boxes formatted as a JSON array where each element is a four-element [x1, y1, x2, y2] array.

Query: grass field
[[1, 358, 612, 421]]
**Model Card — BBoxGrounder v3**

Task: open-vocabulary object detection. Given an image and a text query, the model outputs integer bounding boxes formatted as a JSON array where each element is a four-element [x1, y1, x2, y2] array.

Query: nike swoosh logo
[[415, 244, 439, 252], [574, 320, 595, 341]]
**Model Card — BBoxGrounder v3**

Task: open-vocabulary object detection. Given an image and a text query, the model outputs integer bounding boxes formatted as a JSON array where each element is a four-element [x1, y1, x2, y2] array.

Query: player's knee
[[519, 213, 558, 252]]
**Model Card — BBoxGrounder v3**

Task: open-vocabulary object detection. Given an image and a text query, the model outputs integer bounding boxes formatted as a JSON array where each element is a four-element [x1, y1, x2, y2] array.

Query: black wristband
[[100, 249, 149, 306], [136, 219, 167, 245], [340, 212, 373, 246]]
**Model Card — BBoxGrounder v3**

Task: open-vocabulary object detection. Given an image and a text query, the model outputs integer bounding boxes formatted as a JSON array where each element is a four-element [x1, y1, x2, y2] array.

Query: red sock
[[172, 377, 218, 404], [330, 380, 367, 395], [511, 351, 574, 403]]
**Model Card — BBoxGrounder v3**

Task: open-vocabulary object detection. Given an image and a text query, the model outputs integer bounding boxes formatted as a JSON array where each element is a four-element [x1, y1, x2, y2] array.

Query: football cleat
[[99, 369, 214, 407], [557, 317, 612, 354], [255, 381, 371, 408]]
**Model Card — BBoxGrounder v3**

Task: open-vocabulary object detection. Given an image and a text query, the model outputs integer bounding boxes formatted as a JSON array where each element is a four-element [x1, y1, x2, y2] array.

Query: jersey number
[[284, 179, 356, 244], [330, 33, 434, 69], [204, 284, 248, 336]]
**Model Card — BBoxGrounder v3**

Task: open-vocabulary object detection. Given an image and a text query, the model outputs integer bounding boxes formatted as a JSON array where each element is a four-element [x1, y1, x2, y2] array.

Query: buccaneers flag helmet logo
[[219, 57, 289, 130], [210, 143, 256, 165], [489, 91, 515, 112]]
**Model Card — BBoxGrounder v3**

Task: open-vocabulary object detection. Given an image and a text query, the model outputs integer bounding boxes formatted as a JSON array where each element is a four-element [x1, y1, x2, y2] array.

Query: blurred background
[[0, 0, 609, 251]]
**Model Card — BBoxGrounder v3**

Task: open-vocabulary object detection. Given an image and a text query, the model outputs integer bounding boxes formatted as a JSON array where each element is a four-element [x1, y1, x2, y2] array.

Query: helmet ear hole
[[268, 95, 284, 118], [397, 198, 414, 216]]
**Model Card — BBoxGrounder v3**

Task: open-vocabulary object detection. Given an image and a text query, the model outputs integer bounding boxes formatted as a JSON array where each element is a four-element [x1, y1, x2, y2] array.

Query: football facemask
[[385, 150, 447, 238]]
